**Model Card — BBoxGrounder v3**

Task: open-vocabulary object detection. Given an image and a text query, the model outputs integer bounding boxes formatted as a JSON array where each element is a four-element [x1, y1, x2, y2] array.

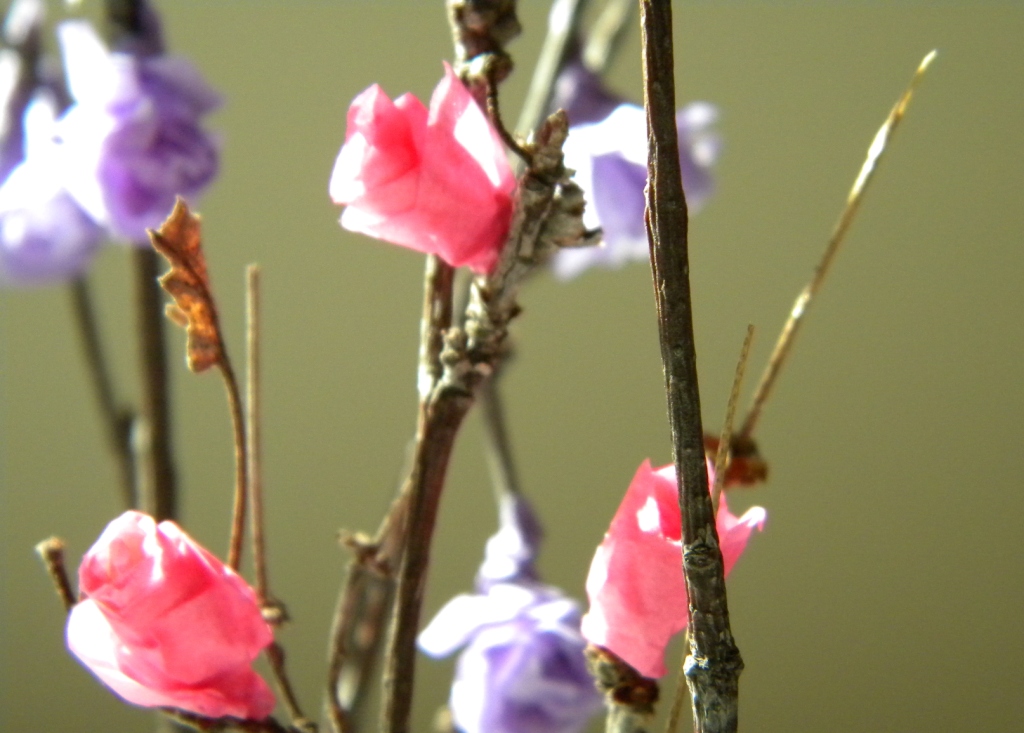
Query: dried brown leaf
[[148, 198, 225, 373]]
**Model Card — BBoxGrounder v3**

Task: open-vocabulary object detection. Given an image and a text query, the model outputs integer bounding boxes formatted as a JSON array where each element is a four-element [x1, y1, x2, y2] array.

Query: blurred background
[[2, 1, 1022, 731]]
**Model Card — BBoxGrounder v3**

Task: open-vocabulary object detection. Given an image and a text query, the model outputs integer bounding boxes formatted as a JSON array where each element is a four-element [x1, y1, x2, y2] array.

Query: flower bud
[[67, 511, 275, 720], [580, 460, 765, 678], [330, 63, 516, 274]]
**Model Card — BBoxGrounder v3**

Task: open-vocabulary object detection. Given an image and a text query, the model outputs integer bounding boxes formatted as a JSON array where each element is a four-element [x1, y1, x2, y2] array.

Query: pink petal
[[67, 511, 275, 720], [580, 461, 765, 678], [67, 600, 274, 719], [330, 65, 515, 274]]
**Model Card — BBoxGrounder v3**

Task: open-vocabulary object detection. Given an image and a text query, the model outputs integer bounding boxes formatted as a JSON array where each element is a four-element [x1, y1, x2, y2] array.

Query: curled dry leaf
[[148, 198, 224, 372]]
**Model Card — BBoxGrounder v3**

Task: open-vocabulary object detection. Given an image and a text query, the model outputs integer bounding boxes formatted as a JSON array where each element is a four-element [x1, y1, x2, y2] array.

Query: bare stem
[[583, 0, 634, 74], [738, 50, 937, 440], [219, 357, 248, 572], [587, 645, 659, 733], [326, 9, 586, 726], [479, 374, 521, 501], [380, 257, 472, 733], [639, 3, 741, 731], [710, 326, 754, 513], [515, 0, 591, 139], [243, 266, 310, 727], [69, 277, 136, 508], [35, 537, 76, 614], [261, 642, 315, 732], [133, 247, 177, 521], [324, 548, 396, 733], [324, 440, 416, 733], [246, 265, 269, 599], [662, 630, 689, 733]]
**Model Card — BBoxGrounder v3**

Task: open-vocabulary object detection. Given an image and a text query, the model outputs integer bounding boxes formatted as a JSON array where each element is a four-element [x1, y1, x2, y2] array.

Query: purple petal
[[549, 59, 623, 127], [446, 595, 603, 733], [0, 167, 101, 286], [553, 101, 721, 280], [55, 19, 221, 243], [477, 492, 544, 587]]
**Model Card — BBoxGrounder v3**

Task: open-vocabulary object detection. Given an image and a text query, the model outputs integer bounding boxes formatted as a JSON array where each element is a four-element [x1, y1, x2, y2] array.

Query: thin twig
[[35, 537, 76, 613], [514, 0, 591, 139], [244, 266, 309, 728], [146, 199, 249, 571], [380, 257, 471, 733], [325, 10, 590, 731], [738, 50, 937, 440], [263, 643, 315, 732], [711, 326, 754, 514], [479, 374, 521, 501], [640, 3, 741, 732], [586, 645, 659, 733], [486, 93, 530, 164], [69, 277, 137, 508], [662, 631, 689, 733], [583, 0, 634, 74], [246, 265, 269, 600], [324, 548, 395, 733], [375, 98, 587, 733], [133, 247, 178, 521], [219, 356, 248, 572]]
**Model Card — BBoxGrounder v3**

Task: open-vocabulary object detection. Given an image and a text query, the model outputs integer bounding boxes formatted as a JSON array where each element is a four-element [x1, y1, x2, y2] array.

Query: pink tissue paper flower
[[329, 63, 516, 274], [581, 460, 766, 679], [66, 511, 275, 720]]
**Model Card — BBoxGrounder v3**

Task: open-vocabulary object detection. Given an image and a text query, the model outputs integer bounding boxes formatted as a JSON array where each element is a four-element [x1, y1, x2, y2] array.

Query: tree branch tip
[[585, 644, 660, 714], [261, 600, 290, 626], [337, 529, 374, 553], [35, 535, 66, 559]]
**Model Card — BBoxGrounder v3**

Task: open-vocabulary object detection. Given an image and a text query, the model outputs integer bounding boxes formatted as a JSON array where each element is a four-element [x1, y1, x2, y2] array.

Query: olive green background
[[2, 2, 1022, 731]]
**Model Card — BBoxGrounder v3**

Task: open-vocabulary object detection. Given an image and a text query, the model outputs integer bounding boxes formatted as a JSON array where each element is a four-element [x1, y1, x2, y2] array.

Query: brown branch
[[639, 3, 741, 732], [69, 277, 137, 508], [379, 256, 471, 733], [446, 0, 521, 70], [324, 9, 592, 731], [324, 256, 464, 733], [149, 200, 249, 571], [738, 50, 937, 440], [240, 266, 309, 730], [262, 643, 315, 732], [35, 537, 76, 614], [215, 358, 249, 572], [663, 636, 689, 733], [246, 265, 270, 600], [133, 247, 178, 521], [324, 546, 396, 733], [514, 0, 591, 139], [377, 106, 585, 732], [710, 326, 754, 513], [587, 645, 659, 733], [479, 374, 521, 500]]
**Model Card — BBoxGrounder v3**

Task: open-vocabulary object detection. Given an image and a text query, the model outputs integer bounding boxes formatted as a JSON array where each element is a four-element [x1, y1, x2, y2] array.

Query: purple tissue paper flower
[[549, 60, 621, 128], [419, 494, 603, 733], [0, 93, 101, 286], [551, 63, 720, 280], [54, 20, 220, 243]]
